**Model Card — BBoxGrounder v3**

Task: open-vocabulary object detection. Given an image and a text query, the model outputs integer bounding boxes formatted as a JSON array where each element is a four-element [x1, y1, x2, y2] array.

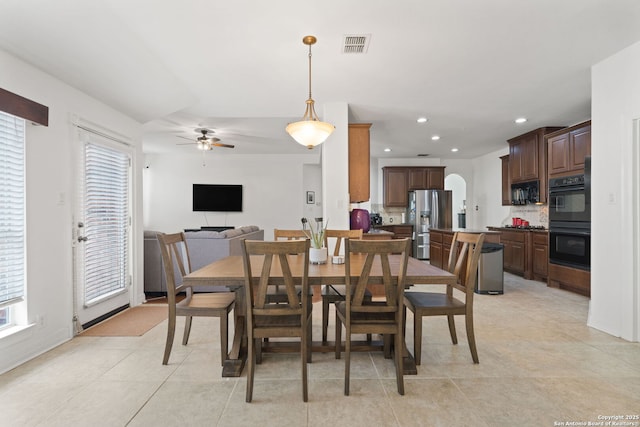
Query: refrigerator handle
[[412, 231, 415, 240]]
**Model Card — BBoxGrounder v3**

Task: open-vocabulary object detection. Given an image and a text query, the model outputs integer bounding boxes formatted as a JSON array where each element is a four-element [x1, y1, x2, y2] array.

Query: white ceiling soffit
[[343, 35, 371, 54]]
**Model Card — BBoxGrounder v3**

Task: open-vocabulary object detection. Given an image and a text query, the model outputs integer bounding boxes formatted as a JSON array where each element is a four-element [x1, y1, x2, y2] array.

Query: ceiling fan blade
[[211, 142, 235, 149]]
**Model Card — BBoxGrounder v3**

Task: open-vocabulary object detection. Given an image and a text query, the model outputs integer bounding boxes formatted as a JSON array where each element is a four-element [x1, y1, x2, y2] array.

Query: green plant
[[301, 217, 328, 249]]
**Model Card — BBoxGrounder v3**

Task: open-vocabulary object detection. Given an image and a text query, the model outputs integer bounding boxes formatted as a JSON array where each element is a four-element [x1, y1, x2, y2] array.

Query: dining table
[[183, 253, 456, 377]]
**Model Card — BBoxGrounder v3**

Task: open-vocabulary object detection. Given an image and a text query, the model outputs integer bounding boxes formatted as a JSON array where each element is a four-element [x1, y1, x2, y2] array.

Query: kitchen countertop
[[487, 226, 548, 233], [372, 223, 414, 228], [365, 229, 394, 235], [430, 227, 501, 234]]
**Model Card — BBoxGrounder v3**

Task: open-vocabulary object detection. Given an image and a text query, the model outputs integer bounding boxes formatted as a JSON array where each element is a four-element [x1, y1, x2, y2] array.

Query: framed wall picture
[[306, 191, 315, 204]]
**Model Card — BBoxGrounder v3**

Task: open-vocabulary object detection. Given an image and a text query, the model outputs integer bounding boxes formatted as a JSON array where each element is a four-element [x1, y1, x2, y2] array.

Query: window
[[0, 111, 25, 329], [81, 141, 130, 305]]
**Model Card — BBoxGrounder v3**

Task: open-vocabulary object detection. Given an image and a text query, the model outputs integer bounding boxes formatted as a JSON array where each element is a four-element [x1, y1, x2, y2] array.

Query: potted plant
[[302, 217, 328, 264]]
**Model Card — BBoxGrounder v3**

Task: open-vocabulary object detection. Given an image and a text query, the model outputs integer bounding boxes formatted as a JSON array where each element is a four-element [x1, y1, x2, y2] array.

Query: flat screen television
[[192, 184, 243, 212]]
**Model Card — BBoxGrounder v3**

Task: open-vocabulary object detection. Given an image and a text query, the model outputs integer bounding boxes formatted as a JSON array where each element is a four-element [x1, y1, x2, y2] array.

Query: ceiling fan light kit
[[286, 35, 335, 149], [191, 128, 234, 151]]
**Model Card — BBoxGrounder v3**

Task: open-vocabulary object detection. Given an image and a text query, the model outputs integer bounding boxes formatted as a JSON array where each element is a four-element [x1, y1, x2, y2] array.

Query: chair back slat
[[324, 229, 363, 256], [157, 232, 192, 303], [446, 232, 485, 296], [274, 229, 309, 241], [345, 239, 410, 315], [242, 239, 310, 317]]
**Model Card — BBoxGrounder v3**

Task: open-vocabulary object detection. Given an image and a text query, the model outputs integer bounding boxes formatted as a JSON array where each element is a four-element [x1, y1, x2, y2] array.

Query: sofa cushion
[[239, 225, 259, 234], [221, 229, 243, 238], [184, 230, 226, 239]]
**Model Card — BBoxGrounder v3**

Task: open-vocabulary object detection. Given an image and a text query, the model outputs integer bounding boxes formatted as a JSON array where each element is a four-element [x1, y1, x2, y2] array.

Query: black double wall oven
[[548, 158, 591, 271]]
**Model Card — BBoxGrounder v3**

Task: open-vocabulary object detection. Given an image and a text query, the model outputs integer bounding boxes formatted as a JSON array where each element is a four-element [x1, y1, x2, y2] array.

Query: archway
[[445, 173, 466, 228]]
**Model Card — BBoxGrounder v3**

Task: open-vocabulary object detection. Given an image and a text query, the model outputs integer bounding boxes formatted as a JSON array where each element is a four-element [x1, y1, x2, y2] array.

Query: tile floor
[[1, 273, 639, 426]]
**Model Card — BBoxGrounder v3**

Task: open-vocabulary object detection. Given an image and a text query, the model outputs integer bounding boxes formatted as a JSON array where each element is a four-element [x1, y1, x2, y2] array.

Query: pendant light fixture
[[286, 35, 335, 149]]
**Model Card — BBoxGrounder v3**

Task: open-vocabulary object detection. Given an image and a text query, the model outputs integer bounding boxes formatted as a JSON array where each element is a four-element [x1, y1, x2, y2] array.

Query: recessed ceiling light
[[431, 135, 440, 141], [515, 117, 527, 124], [384, 148, 392, 152], [417, 117, 428, 123], [451, 148, 459, 152]]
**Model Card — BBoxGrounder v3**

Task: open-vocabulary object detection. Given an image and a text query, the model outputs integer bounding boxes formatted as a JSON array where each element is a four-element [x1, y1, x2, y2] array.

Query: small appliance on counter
[[370, 213, 383, 226], [350, 208, 370, 233]]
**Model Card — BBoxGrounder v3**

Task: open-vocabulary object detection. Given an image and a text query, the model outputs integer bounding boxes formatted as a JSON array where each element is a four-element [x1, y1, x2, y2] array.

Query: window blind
[[82, 142, 129, 304], [0, 111, 25, 308]]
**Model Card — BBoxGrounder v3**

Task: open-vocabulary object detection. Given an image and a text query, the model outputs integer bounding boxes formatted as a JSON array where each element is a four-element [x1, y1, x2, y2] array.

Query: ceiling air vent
[[342, 34, 370, 54], [417, 154, 430, 157]]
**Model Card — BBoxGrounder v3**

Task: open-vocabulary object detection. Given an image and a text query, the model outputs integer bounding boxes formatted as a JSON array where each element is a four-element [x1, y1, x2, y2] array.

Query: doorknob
[[77, 236, 88, 242]]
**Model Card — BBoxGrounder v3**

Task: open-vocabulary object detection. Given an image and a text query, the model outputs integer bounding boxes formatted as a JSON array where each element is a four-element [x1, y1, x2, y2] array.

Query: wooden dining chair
[[273, 228, 308, 241], [157, 232, 236, 366], [320, 229, 371, 343], [403, 232, 485, 365], [241, 239, 312, 402], [335, 238, 410, 396], [270, 229, 312, 304]]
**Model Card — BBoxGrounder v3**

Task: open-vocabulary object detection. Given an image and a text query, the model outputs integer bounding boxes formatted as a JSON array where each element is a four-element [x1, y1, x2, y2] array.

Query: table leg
[[222, 287, 247, 377]]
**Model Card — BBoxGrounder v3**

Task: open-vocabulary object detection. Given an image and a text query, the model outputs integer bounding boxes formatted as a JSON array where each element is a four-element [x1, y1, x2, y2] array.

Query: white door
[[73, 128, 132, 328]]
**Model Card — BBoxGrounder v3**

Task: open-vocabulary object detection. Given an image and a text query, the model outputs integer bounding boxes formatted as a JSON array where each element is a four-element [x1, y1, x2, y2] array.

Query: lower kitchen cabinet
[[375, 224, 414, 256], [532, 232, 549, 281], [427, 229, 453, 268], [501, 230, 526, 276], [487, 227, 549, 283]]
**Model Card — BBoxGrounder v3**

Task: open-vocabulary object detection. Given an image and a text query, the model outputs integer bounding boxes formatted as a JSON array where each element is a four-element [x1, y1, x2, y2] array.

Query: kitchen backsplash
[[504, 204, 548, 228], [372, 203, 549, 229], [370, 204, 407, 225]]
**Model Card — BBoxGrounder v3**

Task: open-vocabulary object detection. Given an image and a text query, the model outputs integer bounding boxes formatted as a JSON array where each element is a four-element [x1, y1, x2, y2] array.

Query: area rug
[[80, 305, 167, 337]]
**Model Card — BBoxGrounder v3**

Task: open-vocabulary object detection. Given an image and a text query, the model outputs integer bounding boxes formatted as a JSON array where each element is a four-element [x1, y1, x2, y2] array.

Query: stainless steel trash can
[[475, 242, 504, 294]]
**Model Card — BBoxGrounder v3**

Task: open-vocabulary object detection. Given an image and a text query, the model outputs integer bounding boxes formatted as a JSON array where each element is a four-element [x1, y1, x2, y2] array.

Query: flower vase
[[309, 247, 328, 264]]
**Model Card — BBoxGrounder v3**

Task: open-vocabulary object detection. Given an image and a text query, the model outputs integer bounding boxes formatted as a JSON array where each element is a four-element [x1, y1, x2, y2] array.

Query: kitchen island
[[428, 228, 500, 270]]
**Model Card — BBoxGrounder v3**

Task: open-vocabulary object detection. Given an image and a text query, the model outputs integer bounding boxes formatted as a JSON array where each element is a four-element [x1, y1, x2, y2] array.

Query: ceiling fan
[[178, 128, 235, 151]]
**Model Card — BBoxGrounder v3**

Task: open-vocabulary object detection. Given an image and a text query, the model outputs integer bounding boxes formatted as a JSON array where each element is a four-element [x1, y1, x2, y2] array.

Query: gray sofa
[[144, 226, 264, 296]]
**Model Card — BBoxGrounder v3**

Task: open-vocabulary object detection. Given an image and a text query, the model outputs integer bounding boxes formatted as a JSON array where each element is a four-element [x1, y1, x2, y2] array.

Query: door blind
[[82, 142, 130, 305], [0, 111, 25, 308]]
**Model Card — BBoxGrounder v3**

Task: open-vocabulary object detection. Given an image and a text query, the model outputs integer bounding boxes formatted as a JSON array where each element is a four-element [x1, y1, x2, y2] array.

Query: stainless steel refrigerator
[[407, 190, 452, 260]]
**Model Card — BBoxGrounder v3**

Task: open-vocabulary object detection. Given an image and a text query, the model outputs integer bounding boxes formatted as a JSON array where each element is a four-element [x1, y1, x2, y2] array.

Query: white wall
[[589, 40, 640, 341], [469, 148, 511, 229], [0, 49, 143, 373], [143, 153, 320, 238]]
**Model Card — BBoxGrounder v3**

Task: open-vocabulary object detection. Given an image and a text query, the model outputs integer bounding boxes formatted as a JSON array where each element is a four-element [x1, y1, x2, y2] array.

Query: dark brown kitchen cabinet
[[546, 121, 591, 178], [430, 231, 443, 269], [408, 167, 446, 191], [501, 154, 510, 205], [532, 232, 548, 281], [508, 127, 563, 204], [501, 230, 526, 275], [376, 224, 414, 256], [428, 229, 452, 269], [348, 123, 371, 203], [383, 166, 445, 207], [488, 227, 548, 283], [383, 167, 409, 207]]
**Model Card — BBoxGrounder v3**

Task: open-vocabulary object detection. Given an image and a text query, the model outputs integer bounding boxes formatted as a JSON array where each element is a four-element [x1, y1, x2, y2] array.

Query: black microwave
[[511, 180, 539, 205]]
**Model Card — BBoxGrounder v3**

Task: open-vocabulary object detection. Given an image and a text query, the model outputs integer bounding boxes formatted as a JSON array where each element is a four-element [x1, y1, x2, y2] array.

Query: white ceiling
[[2, 0, 640, 159]]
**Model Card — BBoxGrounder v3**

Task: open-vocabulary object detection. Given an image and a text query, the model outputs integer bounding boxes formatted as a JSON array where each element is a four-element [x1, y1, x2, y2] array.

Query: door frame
[[70, 116, 136, 331]]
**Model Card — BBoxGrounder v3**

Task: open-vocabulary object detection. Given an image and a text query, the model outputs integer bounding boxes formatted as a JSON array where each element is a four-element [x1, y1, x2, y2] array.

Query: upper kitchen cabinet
[[383, 166, 446, 207], [546, 121, 591, 178], [508, 127, 563, 204], [383, 167, 409, 207], [349, 123, 372, 203], [500, 155, 510, 206], [408, 166, 445, 190]]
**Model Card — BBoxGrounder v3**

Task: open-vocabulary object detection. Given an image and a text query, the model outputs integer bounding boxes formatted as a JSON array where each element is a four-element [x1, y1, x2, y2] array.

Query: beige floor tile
[[2, 271, 639, 427]]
